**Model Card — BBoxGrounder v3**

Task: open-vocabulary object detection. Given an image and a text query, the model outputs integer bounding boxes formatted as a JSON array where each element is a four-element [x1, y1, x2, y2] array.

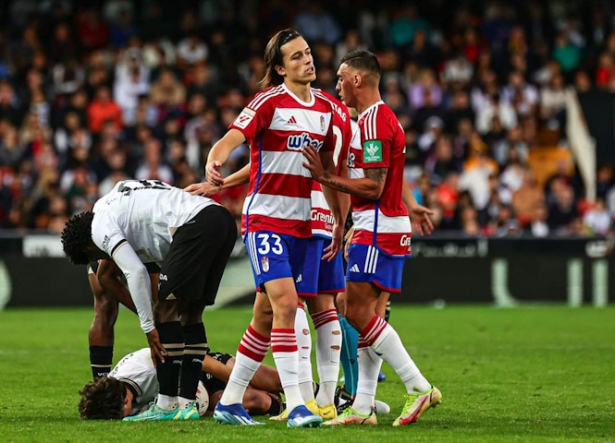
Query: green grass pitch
[[0, 305, 614, 442]]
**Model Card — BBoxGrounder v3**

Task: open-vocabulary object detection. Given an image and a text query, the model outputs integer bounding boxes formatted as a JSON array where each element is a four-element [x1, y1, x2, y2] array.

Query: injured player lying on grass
[[79, 348, 284, 420], [79, 347, 391, 421]]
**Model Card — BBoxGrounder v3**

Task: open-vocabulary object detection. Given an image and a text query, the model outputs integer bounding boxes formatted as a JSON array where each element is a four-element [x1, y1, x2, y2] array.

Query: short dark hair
[[78, 377, 125, 420], [340, 50, 381, 77], [259, 28, 302, 89], [61, 211, 94, 265]]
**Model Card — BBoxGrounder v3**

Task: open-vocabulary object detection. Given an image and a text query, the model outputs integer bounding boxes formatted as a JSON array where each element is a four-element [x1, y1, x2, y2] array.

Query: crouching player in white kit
[[78, 348, 284, 420], [62, 179, 237, 421]]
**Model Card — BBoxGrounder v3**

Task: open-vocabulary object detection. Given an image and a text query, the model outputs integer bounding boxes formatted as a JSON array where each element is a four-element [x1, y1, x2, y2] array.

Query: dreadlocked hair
[[61, 211, 94, 265], [78, 376, 126, 420]]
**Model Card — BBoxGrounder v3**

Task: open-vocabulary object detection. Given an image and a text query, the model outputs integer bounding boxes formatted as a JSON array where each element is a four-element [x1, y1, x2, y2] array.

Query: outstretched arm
[[304, 145, 387, 200], [206, 129, 246, 186], [401, 178, 435, 236], [185, 163, 250, 196]]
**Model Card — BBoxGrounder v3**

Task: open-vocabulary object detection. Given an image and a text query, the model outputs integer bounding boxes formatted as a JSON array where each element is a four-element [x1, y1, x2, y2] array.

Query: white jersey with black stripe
[[109, 348, 158, 414], [91, 180, 218, 265]]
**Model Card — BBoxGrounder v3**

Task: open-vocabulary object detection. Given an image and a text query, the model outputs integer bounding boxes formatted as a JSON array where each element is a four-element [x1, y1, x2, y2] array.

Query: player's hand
[[206, 161, 225, 186], [302, 145, 325, 181], [343, 226, 354, 262], [184, 181, 221, 196], [409, 204, 435, 236], [146, 328, 167, 366], [323, 223, 344, 261]]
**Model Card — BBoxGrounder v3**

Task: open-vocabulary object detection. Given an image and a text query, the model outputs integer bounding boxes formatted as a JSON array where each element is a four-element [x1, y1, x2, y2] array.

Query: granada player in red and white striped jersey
[[187, 29, 343, 428], [187, 95, 352, 419], [303, 50, 442, 427]]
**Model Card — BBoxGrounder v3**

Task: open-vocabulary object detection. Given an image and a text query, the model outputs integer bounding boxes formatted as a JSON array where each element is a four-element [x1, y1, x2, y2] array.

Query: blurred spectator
[[547, 184, 579, 233], [87, 86, 123, 134], [135, 138, 173, 184], [583, 198, 612, 236], [512, 169, 544, 227], [295, 2, 342, 45], [476, 92, 517, 134]]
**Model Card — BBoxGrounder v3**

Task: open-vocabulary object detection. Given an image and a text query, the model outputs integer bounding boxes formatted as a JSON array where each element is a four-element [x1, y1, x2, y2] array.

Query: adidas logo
[[349, 264, 360, 273], [287, 116, 297, 125], [296, 274, 303, 283]]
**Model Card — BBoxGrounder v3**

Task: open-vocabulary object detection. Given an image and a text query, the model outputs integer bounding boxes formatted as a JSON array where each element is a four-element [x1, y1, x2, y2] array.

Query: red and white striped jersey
[[230, 84, 333, 238], [349, 101, 411, 256], [310, 92, 352, 238]]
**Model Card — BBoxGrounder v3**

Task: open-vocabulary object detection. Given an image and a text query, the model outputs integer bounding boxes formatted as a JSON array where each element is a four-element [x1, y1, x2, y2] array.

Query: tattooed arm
[[303, 145, 387, 200]]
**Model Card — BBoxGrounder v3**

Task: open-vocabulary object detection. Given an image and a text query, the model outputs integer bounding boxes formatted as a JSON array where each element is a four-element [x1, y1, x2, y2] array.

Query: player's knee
[[272, 299, 296, 323], [344, 301, 370, 329]]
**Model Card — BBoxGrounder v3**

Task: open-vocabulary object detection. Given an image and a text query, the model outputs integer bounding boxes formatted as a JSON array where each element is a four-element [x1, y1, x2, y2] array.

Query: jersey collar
[[282, 83, 315, 107], [358, 100, 384, 121]]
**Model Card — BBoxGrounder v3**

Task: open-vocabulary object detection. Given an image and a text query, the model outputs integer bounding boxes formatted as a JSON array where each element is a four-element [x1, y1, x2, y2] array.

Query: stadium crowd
[[0, 0, 614, 237]]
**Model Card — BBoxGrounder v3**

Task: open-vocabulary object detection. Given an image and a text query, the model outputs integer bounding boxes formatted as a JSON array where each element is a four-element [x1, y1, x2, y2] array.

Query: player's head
[[61, 211, 99, 265], [260, 28, 315, 89], [336, 50, 381, 108], [78, 377, 130, 420]]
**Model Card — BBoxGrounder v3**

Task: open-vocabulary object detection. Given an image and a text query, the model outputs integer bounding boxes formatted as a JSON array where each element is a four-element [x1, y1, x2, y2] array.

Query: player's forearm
[[97, 263, 137, 314], [321, 185, 346, 227], [220, 163, 250, 189], [202, 355, 232, 382], [206, 129, 245, 167], [112, 245, 154, 333], [318, 172, 383, 200]]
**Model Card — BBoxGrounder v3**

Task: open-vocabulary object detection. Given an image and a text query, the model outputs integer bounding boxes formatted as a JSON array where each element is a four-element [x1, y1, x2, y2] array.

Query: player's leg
[[291, 239, 321, 414], [294, 299, 315, 408], [216, 233, 321, 427], [306, 247, 344, 416], [170, 205, 237, 417], [375, 292, 390, 382], [328, 245, 440, 426], [337, 290, 359, 398], [88, 262, 118, 380], [217, 292, 271, 411], [221, 354, 282, 394]]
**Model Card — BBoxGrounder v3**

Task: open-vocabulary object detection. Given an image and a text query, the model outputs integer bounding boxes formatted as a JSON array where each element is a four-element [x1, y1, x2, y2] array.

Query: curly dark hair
[[61, 211, 94, 265], [78, 376, 126, 420]]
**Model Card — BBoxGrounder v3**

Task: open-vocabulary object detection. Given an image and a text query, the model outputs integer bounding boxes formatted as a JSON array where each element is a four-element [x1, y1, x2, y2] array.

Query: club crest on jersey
[[363, 140, 383, 163], [261, 256, 269, 272], [347, 152, 356, 168], [287, 132, 324, 151]]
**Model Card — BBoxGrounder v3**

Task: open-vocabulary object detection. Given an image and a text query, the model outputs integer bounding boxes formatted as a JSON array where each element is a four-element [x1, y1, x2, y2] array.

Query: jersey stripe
[[247, 85, 284, 110], [261, 151, 312, 177]]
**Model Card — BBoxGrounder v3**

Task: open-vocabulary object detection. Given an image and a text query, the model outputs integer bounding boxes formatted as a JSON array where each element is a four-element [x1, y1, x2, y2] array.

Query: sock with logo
[[155, 321, 184, 410], [90, 346, 113, 380], [179, 323, 208, 403]]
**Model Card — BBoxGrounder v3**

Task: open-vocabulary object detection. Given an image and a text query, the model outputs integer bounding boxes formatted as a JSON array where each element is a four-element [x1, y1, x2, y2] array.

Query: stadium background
[[0, 0, 614, 308]]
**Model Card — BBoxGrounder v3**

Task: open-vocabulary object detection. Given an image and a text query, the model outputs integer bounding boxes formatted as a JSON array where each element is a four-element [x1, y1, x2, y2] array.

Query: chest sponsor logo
[[363, 140, 383, 163], [287, 132, 324, 151]]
